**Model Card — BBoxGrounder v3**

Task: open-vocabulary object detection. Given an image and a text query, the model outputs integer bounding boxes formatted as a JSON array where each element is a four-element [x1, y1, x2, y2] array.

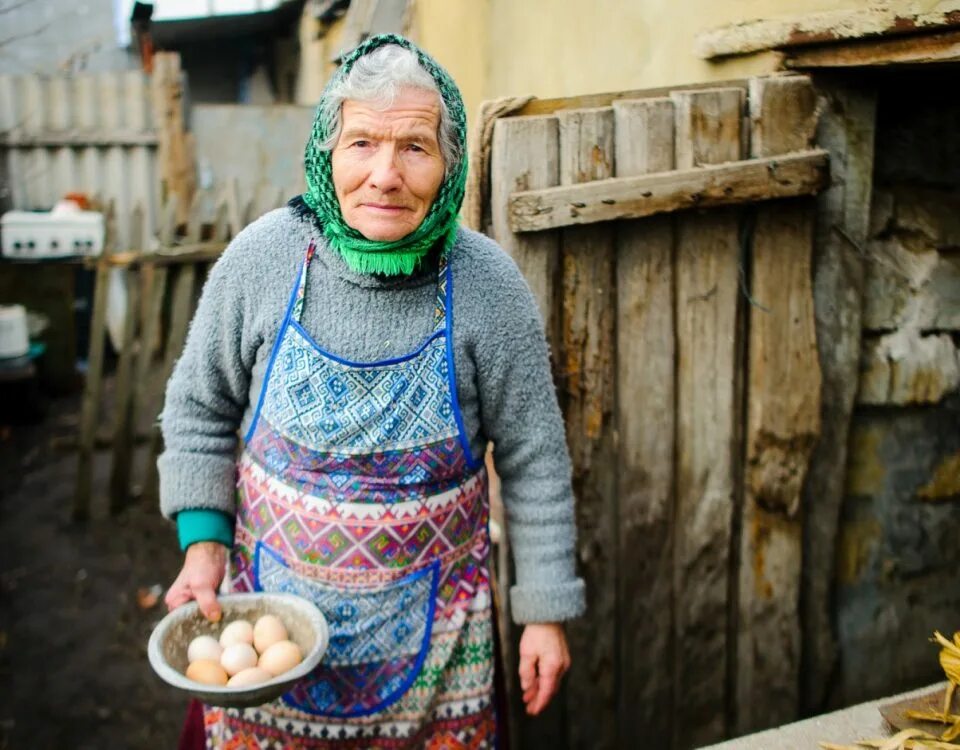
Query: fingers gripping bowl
[[148, 593, 329, 708]]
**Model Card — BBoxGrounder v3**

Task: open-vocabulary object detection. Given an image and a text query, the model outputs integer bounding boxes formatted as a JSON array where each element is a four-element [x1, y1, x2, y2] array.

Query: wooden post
[[671, 87, 744, 749], [151, 52, 195, 225], [108, 208, 144, 514], [612, 97, 677, 745], [131, 262, 168, 497], [489, 114, 562, 747], [735, 75, 822, 734], [142, 195, 190, 509], [557, 106, 618, 750], [800, 79, 876, 715], [75, 202, 117, 521]]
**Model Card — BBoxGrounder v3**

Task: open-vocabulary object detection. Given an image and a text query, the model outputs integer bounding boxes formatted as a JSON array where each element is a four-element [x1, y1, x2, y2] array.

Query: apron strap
[[432, 252, 449, 333], [291, 241, 317, 325]]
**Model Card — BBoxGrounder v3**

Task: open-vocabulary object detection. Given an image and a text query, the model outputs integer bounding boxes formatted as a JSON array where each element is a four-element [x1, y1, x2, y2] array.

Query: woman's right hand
[[165, 541, 228, 622]]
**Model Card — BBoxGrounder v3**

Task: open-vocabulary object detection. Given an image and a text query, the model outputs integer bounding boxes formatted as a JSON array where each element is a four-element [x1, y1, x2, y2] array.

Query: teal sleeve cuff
[[176, 509, 235, 551]]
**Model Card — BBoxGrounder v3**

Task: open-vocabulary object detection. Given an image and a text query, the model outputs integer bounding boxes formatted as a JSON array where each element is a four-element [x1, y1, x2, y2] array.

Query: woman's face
[[331, 87, 445, 242]]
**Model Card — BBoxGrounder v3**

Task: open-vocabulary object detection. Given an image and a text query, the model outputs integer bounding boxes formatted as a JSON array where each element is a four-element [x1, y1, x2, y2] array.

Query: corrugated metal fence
[[0, 71, 159, 249]]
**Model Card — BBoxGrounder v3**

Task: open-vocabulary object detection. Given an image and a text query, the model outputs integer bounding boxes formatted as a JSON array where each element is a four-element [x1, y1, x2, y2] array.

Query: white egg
[[220, 642, 259, 676], [219, 619, 254, 649], [187, 635, 223, 664], [253, 615, 288, 654], [226, 666, 273, 688], [258, 639, 303, 676]]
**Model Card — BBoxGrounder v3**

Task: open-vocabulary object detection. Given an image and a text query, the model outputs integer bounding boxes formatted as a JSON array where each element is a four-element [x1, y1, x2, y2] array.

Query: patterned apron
[[203, 243, 496, 748]]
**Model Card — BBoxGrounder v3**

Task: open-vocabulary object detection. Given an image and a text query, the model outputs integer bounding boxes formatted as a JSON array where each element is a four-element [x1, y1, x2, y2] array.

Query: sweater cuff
[[509, 579, 586, 624], [176, 509, 235, 551], [158, 452, 238, 519]]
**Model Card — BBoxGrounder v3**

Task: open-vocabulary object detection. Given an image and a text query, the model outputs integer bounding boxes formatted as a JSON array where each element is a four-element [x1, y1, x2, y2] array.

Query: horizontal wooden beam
[[0, 131, 158, 148], [696, 6, 960, 59], [514, 78, 748, 117], [785, 28, 960, 68], [507, 149, 829, 233], [93, 241, 227, 268]]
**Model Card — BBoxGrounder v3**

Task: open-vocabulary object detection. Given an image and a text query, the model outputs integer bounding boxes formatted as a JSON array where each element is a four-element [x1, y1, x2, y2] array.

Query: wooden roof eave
[[695, 4, 960, 68]]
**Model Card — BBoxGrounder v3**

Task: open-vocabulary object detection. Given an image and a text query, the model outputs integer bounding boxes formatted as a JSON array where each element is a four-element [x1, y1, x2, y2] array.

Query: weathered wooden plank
[[556, 106, 618, 750], [800, 82, 877, 715], [75, 202, 117, 521], [108, 259, 141, 514], [508, 149, 829, 232], [490, 116, 562, 348], [224, 178, 246, 240], [785, 28, 960, 68], [151, 53, 194, 224], [735, 70, 823, 738], [101, 242, 229, 269], [488, 113, 563, 749], [131, 263, 168, 478], [612, 97, 676, 745], [514, 79, 749, 117], [671, 86, 743, 750]]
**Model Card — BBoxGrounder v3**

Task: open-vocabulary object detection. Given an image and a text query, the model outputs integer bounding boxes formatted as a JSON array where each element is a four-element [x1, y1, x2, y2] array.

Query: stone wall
[[834, 70, 960, 707]]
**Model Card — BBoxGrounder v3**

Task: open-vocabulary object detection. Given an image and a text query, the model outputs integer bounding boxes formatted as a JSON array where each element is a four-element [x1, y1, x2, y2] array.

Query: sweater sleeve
[[468, 247, 586, 624], [157, 231, 262, 520]]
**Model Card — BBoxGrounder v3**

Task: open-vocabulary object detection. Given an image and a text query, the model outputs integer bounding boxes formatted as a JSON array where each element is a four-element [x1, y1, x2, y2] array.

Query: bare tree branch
[[0, 0, 36, 15], [0, 21, 51, 51]]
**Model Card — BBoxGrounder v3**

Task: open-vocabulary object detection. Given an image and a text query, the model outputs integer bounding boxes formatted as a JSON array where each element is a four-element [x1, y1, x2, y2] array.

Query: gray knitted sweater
[[158, 206, 585, 624]]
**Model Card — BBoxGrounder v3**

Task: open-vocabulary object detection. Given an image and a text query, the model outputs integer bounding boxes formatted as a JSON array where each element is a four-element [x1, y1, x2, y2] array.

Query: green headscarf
[[301, 34, 468, 276]]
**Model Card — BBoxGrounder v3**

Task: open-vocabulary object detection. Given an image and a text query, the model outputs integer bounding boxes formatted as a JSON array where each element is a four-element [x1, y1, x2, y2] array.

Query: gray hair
[[318, 44, 461, 174]]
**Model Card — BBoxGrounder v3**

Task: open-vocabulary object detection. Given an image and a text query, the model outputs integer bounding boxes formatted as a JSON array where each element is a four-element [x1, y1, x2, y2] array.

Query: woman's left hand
[[518, 622, 571, 715]]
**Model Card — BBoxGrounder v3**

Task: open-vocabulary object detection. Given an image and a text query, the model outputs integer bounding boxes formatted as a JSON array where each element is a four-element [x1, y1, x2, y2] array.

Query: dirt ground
[[0, 387, 188, 750]]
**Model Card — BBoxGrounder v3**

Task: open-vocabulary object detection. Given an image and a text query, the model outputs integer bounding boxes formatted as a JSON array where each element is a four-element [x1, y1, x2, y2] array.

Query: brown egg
[[220, 643, 259, 676], [219, 619, 254, 649], [258, 640, 303, 676], [226, 666, 273, 688], [253, 615, 288, 654], [186, 659, 228, 686]]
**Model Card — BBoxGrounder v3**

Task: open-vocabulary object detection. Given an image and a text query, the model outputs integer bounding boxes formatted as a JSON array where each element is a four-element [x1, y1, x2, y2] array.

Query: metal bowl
[[147, 592, 328, 708]]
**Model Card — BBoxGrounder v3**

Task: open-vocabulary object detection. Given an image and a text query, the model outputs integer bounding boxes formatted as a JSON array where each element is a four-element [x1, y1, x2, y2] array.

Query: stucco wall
[[401, 0, 952, 129], [835, 67, 960, 708], [296, 2, 945, 128]]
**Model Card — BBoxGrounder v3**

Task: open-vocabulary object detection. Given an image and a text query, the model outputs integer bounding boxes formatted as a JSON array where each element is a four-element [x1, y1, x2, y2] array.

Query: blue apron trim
[[443, 262, 482, 472], [288, 320, 446, 369], [253, 541, 440, 718], [243, 252, 308, 445]]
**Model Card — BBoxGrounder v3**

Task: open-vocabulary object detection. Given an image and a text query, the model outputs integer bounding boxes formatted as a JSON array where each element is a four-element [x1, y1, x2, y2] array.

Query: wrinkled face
[[331, 87, 445, 242]]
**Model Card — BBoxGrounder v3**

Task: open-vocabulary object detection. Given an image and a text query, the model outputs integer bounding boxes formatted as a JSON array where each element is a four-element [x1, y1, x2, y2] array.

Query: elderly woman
[[161, 34, 584, 748]]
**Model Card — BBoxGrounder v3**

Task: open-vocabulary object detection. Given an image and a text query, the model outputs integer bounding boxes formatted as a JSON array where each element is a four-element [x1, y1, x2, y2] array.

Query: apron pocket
[[254, 541, 439, 717]]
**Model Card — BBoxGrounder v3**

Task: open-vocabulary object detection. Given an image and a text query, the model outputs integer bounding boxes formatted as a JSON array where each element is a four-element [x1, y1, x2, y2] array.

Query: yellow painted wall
[[296, 1, 941, 129], [294, 8, 347, 106], [481, 0, 851, 99], [403, 0, 942, 121], [408, 0, 490, 128]]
